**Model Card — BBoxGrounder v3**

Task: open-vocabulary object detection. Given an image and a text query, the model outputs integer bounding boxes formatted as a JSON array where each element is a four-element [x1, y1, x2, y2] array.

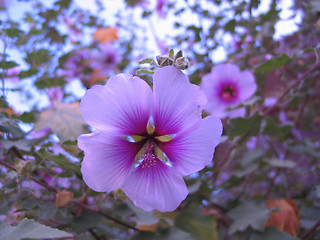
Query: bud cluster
[[156, 49, 189, 70]]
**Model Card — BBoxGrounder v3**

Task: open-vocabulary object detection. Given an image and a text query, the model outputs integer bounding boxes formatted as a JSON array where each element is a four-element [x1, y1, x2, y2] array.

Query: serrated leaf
[[175, 205, 217, 240], [0, 218, 72, 240], [266, 159, 296, 168], [249, 227, 299, 240], [34, 101, 87, 142], [132, 228, 192, 240], [255, 54, 291, 73], [227, 202, 272, 234]]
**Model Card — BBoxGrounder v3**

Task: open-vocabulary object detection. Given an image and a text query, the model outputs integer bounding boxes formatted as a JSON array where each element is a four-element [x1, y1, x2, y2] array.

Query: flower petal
[[237, 70, 257, 101], [159, 116, 222, 176], [80, 74, 152, 135], [153, 66, 206, 135], [78, 131, 142, 192], [122, 160, 188, 212]]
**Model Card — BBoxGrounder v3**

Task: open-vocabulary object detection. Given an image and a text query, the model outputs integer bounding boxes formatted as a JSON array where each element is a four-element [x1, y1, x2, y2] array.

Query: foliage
[[0, 0, 320, 239]]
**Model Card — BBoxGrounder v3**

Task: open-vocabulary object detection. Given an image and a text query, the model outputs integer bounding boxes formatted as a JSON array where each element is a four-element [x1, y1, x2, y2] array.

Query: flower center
[[125, 117, 174, 169], [137, 141, 158, 168], [221, 85, 236, 101]]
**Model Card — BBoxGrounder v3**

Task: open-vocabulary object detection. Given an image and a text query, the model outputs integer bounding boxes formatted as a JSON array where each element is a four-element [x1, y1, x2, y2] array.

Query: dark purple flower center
[[221, 85, 236, 101]]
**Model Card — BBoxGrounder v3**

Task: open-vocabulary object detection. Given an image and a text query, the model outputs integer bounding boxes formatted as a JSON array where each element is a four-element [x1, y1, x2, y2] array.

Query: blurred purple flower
[[28, 127, 51, 139], [78, 66, 222, 211], [90, 44, 121, 75], [5, 66, 20, 83], [61, 49, 93, 82], [200, 63, 257, 118], [48, 86, 63, 107], [156, 0, 167, 18]]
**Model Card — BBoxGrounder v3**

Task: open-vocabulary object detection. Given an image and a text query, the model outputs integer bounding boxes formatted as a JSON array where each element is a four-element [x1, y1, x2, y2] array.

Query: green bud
[[174, 56, 189, 70]]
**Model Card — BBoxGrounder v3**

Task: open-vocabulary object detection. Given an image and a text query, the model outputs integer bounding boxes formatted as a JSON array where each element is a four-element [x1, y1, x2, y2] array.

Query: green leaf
[[128, 202, 158, 225], [240, 149, 266, 167], [71, 210, 105, 234], [18, 69, 38, 79], [224, 19, 236, 33], [0, 113, 25, 139], [263, 117, 292, 141], [3, 28, 24, 38], [227, 113, 263, 139], [175, 205, 217, 240], [139, 58, 156, 64], [227, 202, 272, 234], [36, 148, 81, 176], [34, 76, 66, 89], [255, 54, 291, 73], [54, 0, 72, 9], [0, 139, 32, 151], [249, 227, 299, 240], [25, 49, 51, 66], [0, 97, 9, 108], [137, 68, 155, 75], [0, 61, 18, 69], [132, 228, 192, 240], [0, 218, 72, 240], [265, 158, 296, 168]]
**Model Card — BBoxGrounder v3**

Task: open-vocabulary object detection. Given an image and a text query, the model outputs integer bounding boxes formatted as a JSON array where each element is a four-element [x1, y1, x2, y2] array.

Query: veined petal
[[153, 66, 206, 135], [78, 131, 142, 192], [159, 116, 222, 176], [237, 70, 257, 101], [122, 160, 188, 212], [80, 73, 152, 135]]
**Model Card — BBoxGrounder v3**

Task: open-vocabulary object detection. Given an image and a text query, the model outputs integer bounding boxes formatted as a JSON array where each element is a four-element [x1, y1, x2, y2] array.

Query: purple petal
[[210, 63, 241, 80], [80, 74, 152, 135], [153, 66, 206, 135], [237, 70, 257, 101], [159, 116, 222, 176], [78, 131, 142, 192], [122, 160, 188, 212]]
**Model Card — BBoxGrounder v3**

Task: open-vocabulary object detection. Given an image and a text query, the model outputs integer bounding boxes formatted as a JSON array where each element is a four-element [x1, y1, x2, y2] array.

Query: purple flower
[[62, 49, 93, 82], [90, 44, 121, 75], [6, 66, 20, 83], [78, 66, 222, 211], [48, 86, 63, 107], [200, 63, 257, 118]]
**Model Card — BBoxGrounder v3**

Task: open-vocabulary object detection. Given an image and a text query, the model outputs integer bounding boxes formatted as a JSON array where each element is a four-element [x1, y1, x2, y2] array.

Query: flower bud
[[174, 56, 189, 70]]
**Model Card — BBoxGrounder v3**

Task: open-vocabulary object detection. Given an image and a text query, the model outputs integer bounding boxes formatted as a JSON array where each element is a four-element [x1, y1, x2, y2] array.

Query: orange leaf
[[265, 198, 300, 237], [92, 27, 118, 44], [56, 189, 74, 208], [138, 224, 157, 232]]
